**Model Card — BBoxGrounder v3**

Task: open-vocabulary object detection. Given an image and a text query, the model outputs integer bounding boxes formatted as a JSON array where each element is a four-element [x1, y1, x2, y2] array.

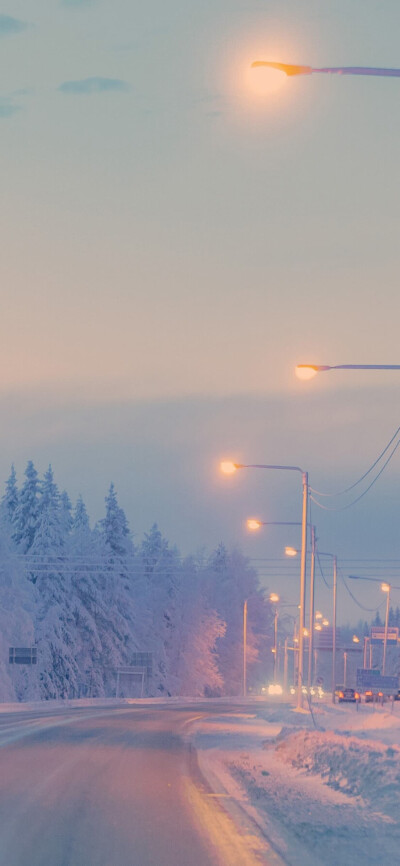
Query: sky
[[0, 0, 399, 623]]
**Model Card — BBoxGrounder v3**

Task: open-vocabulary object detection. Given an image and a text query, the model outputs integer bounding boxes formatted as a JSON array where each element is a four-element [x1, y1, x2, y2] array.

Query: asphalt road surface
[[0, 702, 279, 866]]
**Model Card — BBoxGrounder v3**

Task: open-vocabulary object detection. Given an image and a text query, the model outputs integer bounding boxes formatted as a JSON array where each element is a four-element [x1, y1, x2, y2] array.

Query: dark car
[[337, 687, 360, 703]]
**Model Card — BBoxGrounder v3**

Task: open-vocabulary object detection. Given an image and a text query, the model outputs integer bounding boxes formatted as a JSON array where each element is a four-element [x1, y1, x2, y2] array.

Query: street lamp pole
[[382, 584, 391, 675], [319, 551, 338, 703], [247, 518, 316, 691], [243, 599, 248, 697], [333, 556, 337, 703], [222, 461, 309, 710], [307, 525, 316, 689]]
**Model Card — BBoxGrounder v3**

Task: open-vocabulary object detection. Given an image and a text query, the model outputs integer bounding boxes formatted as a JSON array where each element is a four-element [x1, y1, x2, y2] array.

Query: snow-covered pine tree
[[67, 496, 105, 697], [12, 461, 40, 553], [0, 465, 19, 530], [30, 466, 81, 699], [60, 490, 73, 537], [139, 524, 181, 696], [0, 529, 37, 701], [96, 484, 139, 696]]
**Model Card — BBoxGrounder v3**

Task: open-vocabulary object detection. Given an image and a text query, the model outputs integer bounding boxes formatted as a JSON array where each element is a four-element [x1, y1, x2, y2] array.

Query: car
[[365, 690, 387, 703], [337, 687, 360, 703]]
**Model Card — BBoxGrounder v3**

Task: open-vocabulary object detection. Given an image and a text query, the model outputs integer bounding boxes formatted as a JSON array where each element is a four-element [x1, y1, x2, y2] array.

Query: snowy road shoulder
[[190, 703, 400, 866]]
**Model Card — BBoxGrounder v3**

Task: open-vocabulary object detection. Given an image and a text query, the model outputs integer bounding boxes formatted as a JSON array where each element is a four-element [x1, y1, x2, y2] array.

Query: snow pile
[[273, 728, 400, 814]]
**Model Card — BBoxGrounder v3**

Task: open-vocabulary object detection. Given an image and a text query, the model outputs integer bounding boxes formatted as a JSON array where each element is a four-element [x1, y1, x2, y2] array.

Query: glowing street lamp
[[352, 635, 360, 644], [285, 546, 298, 558], [322, 618, 330, 627], [246, 519, 263, 532], [314, 623, 322, 632], [220, 461, 239, 475], [295, 364, 400, 380], [251, 61, 400, 79], [315, 611, 323, 620]]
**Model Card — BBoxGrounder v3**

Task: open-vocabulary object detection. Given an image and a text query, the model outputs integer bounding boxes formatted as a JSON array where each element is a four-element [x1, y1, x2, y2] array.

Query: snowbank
[[273, 728, 400, 815]]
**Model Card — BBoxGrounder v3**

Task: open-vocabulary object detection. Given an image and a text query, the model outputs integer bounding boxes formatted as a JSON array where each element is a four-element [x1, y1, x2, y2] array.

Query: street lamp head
[[303, 628, 309, 637], [269, 593, 280, 603], [322, 619, 330, 627], [285, 546, 298, 557], [246, 518, 262, 532], [352, 635, 360, 643], [220, 461, 238, 475], [314, 624, 322, 631], [295, 365, 323, 380], [381, 582, 391, 593], [251, 61, 313, 77], [315, 611, 323, 620]]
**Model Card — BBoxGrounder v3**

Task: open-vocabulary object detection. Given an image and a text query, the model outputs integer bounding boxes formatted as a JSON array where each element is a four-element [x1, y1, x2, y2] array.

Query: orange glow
[[315, 611, 323, 620], [322, 619, 329, 627], [295, 365, 318, 380], [314, 624, 322, 631], [251, 61, 312, 77], [220, 461, 237, 475], [303, 628, 309, 637], [352, 635, 360, 643], [381, 582, 390, 593], [285, 546, 298, 557], [246, 63, 287, 98], [270, 593, 280, 603], [247, 518, 262, 531]]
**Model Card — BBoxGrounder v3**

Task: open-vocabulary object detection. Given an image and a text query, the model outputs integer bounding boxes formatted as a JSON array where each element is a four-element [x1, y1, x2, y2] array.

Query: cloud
[[58, 77, 130, 95], [0, 14, 27, 36], [0, 100, 20, 119]]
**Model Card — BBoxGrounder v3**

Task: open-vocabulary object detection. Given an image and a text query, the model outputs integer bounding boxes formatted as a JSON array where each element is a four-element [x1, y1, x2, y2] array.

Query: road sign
[[9, 647, 37, 665], [370, 627, 399, 645], [315, 627, 342, 650], [356, 668, 398, 694]]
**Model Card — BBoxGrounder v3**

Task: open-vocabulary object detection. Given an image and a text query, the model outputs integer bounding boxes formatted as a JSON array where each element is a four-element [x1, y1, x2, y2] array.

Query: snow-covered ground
[[191, 699, 400, 866]]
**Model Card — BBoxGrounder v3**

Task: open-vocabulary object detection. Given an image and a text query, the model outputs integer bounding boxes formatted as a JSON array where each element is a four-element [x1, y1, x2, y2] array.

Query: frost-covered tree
[[175, 559, 225, 696], [30, 466, 80, 699], [0, 529, 37, 701], [96, 485, 140, 695], [60, 490, 73, 537], [139, 524, 181, 696], [205, 545, 270, 695], [0, 465, 19, 529], [100, 484, 132, 558], [12, 461, 40, 552]]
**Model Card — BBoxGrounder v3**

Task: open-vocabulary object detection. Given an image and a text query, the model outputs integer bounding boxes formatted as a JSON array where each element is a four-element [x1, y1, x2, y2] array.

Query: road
[[0, 701, 281, 866]]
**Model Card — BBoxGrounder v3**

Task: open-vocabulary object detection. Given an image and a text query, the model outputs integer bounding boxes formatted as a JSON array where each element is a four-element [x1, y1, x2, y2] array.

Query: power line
[[310, 425, 400, 497], [340, 571, 386, 613], [311, 438, 400, 512]]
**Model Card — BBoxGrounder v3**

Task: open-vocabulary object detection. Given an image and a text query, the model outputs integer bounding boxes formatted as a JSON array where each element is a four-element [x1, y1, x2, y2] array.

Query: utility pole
[[243, 599, 248, 697]]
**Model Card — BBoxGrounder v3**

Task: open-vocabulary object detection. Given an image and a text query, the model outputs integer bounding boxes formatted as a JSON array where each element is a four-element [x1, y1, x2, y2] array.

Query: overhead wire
[[309, 425, 400, 497], [310, 438, 400, 512], [340, 570, 386, 613]]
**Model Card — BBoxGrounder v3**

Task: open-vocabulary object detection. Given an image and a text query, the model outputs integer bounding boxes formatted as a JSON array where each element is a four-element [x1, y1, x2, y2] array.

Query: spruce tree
[[1, 465, 19, 528], [12, 461, 40, 552]]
